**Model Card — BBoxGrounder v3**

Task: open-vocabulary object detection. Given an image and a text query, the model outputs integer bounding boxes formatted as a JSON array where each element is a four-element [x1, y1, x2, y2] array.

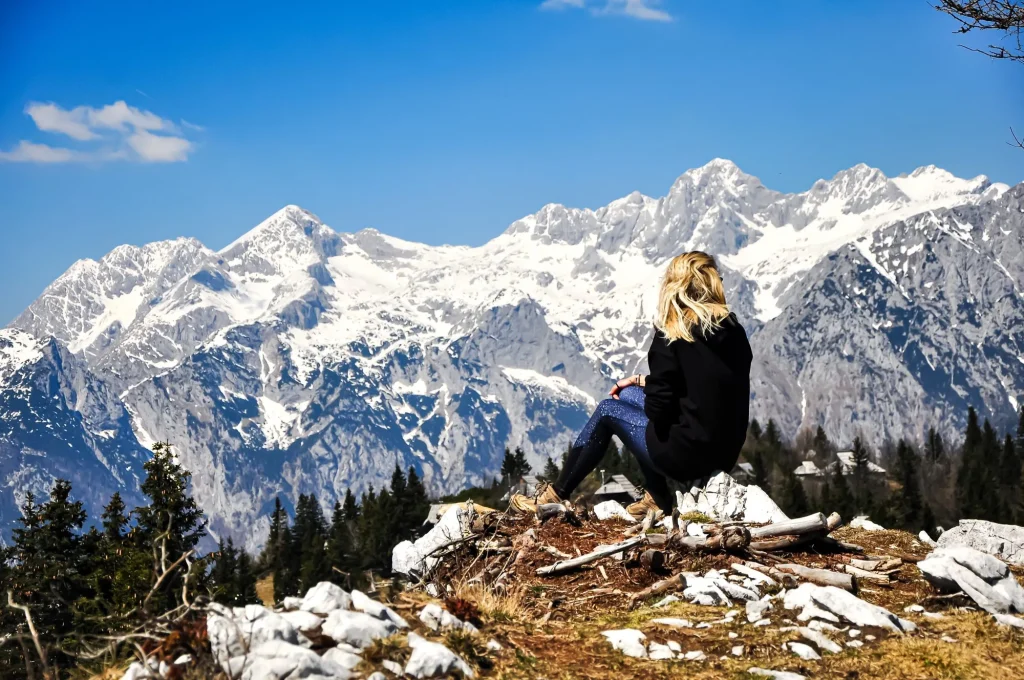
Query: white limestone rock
[[850, 516, 885, 531], [392, 504, 476, 576], [419, 603, 479, 633], [731, 645, 745, 656], [678, 473, 789, 524], [798, 627, 842, 654], [601, 629, 647, 658], [784, 641, 821, 661], [280, 610, 324, 637], [937, 520, 1024, 566], [746, 599, 773, 623], [917, 547, 1024, 615], [683, 576, 732, 607], [782, 583, 914, 634], [321, 609, 400, 649], [351, 589, 409, 628], [994, 614, 1024, 629], [405, 632, 476, 678], [652, 594, 680, 608], [683, 650, 707, 661], [321, 647, 363, 672], [281, 596, 304, 611], [648, 641, 676, 660], [748, 668, 806, 680], [225, 640, 353, 680], [300, 582, 352, 615], [382, 660, 404, 675], [593, 500, 636, 522], [918, 530, 938, 547]]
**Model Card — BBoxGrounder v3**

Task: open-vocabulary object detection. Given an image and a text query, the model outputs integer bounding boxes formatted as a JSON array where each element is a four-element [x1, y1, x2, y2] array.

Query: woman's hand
[[609, 374, 645, 399]]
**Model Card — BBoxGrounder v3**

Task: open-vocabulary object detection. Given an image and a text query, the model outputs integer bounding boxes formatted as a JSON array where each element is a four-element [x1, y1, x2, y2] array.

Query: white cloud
[[0, 100, 199, 164], [541, 0, 673, 22]]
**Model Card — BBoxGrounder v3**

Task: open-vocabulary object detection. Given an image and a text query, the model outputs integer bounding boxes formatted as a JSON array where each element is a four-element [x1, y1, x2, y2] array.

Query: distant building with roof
[[593, 474, 642, 505], [829, 450, 887, 476], [500, 474, 542, 502], [794, 460, 825, 477], [731, 461, 755, 483]]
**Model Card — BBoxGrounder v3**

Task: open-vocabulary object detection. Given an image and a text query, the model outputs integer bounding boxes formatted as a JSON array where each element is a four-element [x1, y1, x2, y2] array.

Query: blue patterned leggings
[[553, 386, 673, 511]]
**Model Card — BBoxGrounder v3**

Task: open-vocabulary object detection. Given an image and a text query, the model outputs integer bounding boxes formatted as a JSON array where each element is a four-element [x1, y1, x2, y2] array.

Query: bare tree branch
[[6, 591, 53, 680], [936, 1, 1024, 62]]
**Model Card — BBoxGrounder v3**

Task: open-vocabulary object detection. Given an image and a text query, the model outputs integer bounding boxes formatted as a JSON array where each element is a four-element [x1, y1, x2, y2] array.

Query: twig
[[6, 591, 52, 680]]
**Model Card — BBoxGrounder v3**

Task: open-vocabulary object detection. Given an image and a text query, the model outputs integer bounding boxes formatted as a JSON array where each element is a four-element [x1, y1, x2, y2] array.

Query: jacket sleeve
[[644, 328, 678, 425]]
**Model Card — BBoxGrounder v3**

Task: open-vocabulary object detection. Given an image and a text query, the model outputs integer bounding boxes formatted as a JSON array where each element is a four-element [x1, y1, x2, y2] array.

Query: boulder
[[782, 583, 914, 634], [937, 520, 1024, 566], [601, 629, 647, 658], [784, 641, 821, 661], [225, 640, 353, 680], [648, 641, 676, 659], [280, 610, 324, 637], [592, 500, 635, 522], [321, 647, 363, 672], [300, 582, 352, 615], [918, 530, 938, 547], [321, 609, 401, 649], [419, 603, 479, 633], [798, 627, 842, 654], [746, 599, 773, 623], [675, 473, 788, 524], [392, 504, 476, 576], [207, 605, 302, 669], [351, 589, 410, 628], [917, 547, 1024, 615], [281, 597, 304, 611], [405, 632, 475, 678]]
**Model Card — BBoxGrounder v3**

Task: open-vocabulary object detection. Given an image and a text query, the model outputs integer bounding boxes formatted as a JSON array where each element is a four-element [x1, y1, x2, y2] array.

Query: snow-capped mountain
[[4, 160, 1020, 548]]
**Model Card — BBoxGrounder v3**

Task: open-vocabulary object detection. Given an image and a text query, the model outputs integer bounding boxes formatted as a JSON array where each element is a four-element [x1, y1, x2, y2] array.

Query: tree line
[[0, 443, 429, 680]]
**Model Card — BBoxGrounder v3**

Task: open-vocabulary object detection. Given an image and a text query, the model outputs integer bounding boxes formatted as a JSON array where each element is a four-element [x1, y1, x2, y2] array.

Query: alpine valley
[[3, 159, 1023, 549]]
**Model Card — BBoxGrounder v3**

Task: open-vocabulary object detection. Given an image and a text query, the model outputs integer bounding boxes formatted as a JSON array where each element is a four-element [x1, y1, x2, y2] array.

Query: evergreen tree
[[235, 549, 258, 605], [764, 420, 783, 454], [273, 523, 299, 602], [327, 500, 351, 585], [776, 467, 810, 517], [924, 427, 945, 462], [101, 491, 129, 540], [748, 419, 763, 441], [887, 439, 924, 531], [829, 463, 855, 521], [812, 426, 833, 458], [390, 464, 408, 509], [403, 467, 430, 534], [999, 433, 1021, 523], [957, 407, 984, 520], [4, 481, 94, 672], [342, 488, 359, 522], [542, 457, 560, 482], [135, 442, 206, 613], [211, 538, 239, 602], [260, 496, 288, 571], [850, 436, 872, 511], [751, 448, 770, 493]]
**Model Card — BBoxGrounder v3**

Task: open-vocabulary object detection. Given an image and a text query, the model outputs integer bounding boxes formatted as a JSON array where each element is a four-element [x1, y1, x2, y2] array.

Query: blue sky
[[1, 0, 1021, 323]]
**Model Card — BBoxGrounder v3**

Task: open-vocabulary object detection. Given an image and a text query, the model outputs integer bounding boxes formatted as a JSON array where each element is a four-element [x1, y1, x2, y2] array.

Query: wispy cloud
[[541, 0, 673, 22], [0, 100, 200, 164]]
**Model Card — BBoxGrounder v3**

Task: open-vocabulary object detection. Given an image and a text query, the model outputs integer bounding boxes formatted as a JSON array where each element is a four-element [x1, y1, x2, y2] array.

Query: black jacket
[[643, 313, 752, 482]]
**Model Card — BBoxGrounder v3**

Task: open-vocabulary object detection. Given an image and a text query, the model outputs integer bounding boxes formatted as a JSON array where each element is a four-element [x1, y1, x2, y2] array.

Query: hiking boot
[[625, 490, 661, 521], [509, 483, 564, 514]]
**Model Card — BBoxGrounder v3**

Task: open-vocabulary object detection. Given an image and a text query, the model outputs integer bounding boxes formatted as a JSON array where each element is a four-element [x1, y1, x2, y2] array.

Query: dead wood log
[[541, 545, 572, 559], [536, 536, 646, 575], [775, 563, 856, 591], [848, 558, 883, 571], [749, 533, 819, 552], [826, 512, 843, 531], [629, 572, 688, 607], [843, 564, 893, 583], [640, 549, 666, 571], [645, 533, 669, 547], [748, 513, 828, 540]]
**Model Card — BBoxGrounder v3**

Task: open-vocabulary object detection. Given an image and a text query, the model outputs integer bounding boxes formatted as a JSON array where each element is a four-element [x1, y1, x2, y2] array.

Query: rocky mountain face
[[3, 160, 1021, 548]]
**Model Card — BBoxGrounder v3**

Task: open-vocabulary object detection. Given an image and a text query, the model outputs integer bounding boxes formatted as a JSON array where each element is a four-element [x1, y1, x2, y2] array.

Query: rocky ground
[[108, 476, 1024, 679]]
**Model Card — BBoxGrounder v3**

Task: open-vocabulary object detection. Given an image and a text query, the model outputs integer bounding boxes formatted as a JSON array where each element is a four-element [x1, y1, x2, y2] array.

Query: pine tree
[[776, 467, 810, 517], [404, 467, 430, 535], [513, 447, 531, 477], [542, 457, 560, 482], [888, 439, 924, 531], [924, 427, 945, 462], [135, 442, 206, 613], [999, 433, 1021, 523], [764, 420, 783, 454], [274, 523, 299, 601], [751, 448, 770, 493], [813, 426, 833, 458], [748, 419, 763, 441], [101, 492, 129, 540], [260, 497, 288, 570], [342, 488, 359, 522], [829, 463, 855, 521], [957, 407, 984, 520], [327, 500, 351, 585], [850, 436, 872, 511], [235, 549, 259, 605], [211, 538, 240, 602]]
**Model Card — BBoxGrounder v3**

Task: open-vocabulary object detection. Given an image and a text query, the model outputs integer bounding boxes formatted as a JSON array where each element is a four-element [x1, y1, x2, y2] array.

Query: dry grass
[[453, 580, 528, 623], [255, 574, 275, 606]]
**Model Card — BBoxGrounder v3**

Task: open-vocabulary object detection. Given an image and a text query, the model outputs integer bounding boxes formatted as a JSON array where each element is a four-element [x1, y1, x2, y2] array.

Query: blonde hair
[[655, 251, 730, 343]]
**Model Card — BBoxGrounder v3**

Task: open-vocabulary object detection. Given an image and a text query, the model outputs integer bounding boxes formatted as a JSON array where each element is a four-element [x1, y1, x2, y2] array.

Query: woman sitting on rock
[[511, 251, 752, 519]]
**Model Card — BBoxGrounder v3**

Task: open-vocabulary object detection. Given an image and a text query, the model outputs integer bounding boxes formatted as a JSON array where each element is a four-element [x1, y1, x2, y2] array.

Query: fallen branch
[[748, 513, 828, 540], [536, 536, 645, 575], [629, 572, 687, 607]]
